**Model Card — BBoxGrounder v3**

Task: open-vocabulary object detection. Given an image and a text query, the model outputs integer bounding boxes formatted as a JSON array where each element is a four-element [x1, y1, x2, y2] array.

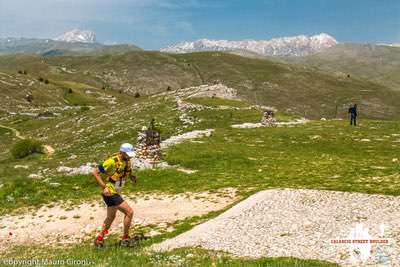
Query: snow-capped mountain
[[53, 29, 96, 43], [377, 43, 400, 47], [161, 33, 338, 57]]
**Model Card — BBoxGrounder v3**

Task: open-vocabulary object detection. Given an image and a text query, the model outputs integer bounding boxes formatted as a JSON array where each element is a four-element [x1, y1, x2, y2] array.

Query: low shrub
[[11, 139, 43, 159]]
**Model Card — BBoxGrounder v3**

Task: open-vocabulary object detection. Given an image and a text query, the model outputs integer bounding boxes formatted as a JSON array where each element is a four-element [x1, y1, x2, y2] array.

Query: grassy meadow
[[0, 48, 399, 266]]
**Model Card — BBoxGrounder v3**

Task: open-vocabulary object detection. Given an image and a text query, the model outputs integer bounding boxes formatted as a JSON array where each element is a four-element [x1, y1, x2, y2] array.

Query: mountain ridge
[[0, 37, 141, 56], [53, 29, 96, 43], [161, 33, 338, 57]]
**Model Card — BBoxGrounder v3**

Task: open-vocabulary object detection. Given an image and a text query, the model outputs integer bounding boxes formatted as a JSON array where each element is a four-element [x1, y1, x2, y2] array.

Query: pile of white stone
[[134, 127, 162, 165], [261, 107, 277, 126]]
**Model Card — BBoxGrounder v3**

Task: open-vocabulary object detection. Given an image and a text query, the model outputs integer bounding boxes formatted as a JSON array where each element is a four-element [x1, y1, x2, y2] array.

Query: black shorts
[[102, 194, 124, 207]]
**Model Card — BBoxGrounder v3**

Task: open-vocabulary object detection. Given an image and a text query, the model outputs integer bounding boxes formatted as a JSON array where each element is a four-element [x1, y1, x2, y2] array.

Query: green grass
[[0, 127, 14, 161], [0, 91, 399, 266], [2, 211, 338, 267], [2, 246, 337, 267], [163, 119, 400, 196], [53, 80, 98, 90], [1, 99, 400, 214]]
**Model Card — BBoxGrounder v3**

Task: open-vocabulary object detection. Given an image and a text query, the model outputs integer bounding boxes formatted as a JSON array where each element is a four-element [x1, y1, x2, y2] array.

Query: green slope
[[286, 43, 400, 91], [1, 50, 399, 119], [0, 38, 142, 56]]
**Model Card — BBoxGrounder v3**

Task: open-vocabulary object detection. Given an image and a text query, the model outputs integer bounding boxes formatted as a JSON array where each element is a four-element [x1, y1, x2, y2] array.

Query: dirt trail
[[0, 188, 237, 252], [0, 124, 25, 139]]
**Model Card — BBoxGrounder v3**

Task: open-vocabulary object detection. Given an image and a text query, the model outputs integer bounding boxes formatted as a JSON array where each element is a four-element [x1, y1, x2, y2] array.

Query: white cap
[[120, 143, 135, 157]]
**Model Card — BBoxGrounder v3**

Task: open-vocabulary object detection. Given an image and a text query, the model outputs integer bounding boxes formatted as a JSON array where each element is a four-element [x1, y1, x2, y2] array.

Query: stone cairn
[[135, 119, 162, 164], [261, 107, 277, 126]]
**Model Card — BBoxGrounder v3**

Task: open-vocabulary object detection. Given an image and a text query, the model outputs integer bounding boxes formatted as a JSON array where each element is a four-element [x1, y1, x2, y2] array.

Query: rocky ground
[[231, 118, 309, 128], [152, 188, 400, 266], [0, 188, 237, 252]]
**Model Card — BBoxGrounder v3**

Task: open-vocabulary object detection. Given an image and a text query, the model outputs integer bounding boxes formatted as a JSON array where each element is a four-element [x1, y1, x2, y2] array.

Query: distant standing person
[[348, 104, 358, 126], [92, 143, 137, 248]]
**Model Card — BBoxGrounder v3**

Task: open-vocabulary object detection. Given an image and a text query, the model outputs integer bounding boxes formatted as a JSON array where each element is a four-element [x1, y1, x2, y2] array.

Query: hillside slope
[[0, 38, 142, 56], [0, 51, 399, 119], [286, 44, 400, 91]]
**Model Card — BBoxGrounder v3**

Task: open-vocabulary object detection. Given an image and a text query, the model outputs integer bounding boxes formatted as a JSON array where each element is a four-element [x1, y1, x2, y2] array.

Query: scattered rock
[[157, 222, 168, 228], [152, 189, 400, 266], [161, 129, 214, 149], [176, 99, 206, 112], [232, 118, 308, 129], [231, 122, 264, 129], [14, 165, 29, 169], [68, 154, 77, 160], [157, 84, 238, 100], [166, 226, 175, 232], [370, 166, 387, 170], [147, 230, 162, 237], [28, 174, 43, 179], [176, 168, 198, 174], [57, 163, 97, 175], [310, 135, 322, 140], [42, 145, 55, 155], [37, 111, 55, 118]]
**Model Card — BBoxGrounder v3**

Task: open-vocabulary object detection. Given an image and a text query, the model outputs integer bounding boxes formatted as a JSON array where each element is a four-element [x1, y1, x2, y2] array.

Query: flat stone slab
[[152, 188, 400, 266]]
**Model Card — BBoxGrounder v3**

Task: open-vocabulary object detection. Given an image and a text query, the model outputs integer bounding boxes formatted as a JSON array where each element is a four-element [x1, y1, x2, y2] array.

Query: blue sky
[[0, 0, 399, 49]]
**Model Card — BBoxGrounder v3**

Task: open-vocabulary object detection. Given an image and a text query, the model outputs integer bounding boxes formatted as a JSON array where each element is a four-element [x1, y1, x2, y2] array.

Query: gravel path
[[0, 124, 24, 139], [231, 118, 308, 129], [152, 189, 400, 266], [0, 188, 237, 252], [160, 129, 214, 149]]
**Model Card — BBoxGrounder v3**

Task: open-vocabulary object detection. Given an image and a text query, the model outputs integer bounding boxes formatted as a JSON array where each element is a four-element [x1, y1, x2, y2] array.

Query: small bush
[[11, 139, 43, 159], [44, 79, 49, 84], [134, 92, 141, 98], [18, 70, 23, 74], [38, 77, 44, 82]]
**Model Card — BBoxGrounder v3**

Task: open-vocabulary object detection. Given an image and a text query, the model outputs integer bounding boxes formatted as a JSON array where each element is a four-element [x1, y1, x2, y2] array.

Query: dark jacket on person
[[348, 106, 357, 117]]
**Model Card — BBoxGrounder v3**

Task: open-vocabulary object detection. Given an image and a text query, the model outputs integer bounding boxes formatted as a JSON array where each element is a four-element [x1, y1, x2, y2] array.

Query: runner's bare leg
[[103, 206, 118, 230], [117, 201, 134, 238]]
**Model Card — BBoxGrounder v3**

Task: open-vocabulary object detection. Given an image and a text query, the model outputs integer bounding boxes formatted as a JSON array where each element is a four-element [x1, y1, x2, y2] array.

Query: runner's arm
[[93, 168, 107, 189]]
